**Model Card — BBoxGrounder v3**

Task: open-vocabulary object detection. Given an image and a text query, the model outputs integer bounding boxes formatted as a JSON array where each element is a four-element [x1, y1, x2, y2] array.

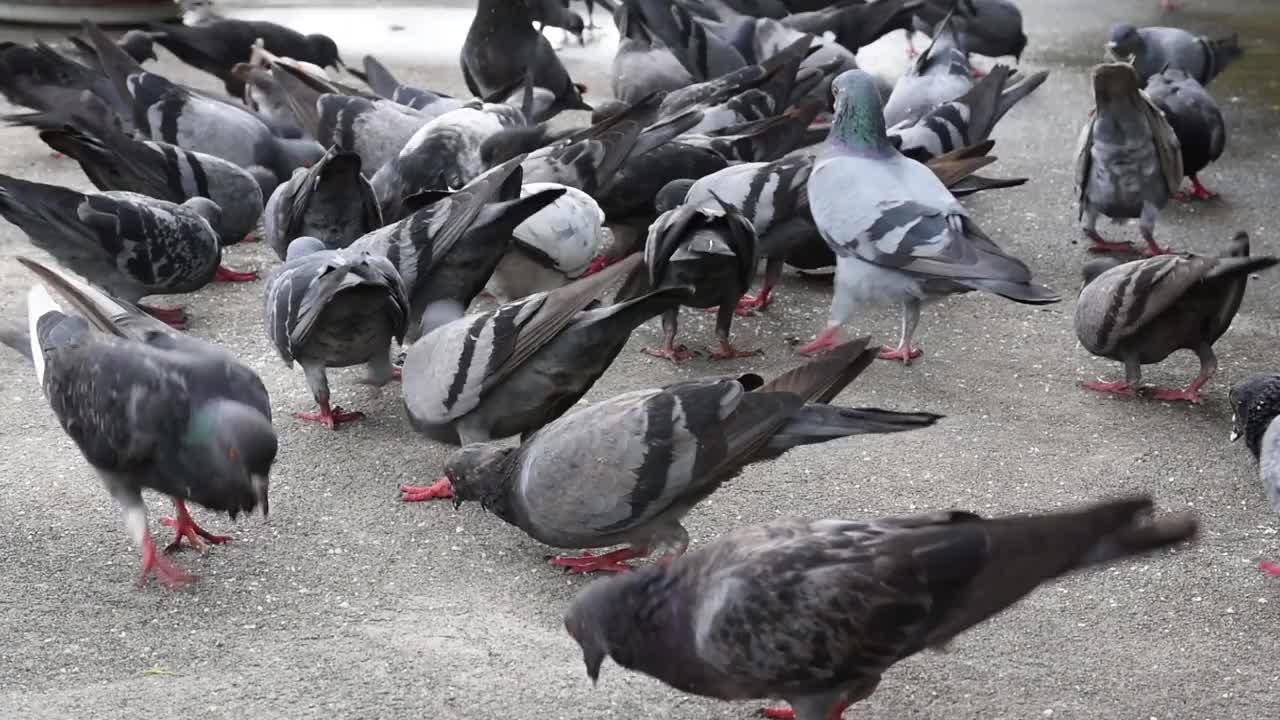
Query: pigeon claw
[[1149, 386, 1204, 403], [1259, 560, 1280, 576], [709, 341, 762, 360], [642, 344, 697, 361], [878, 345, 923, 363], [1082, 380, 1137, 397], [1085, 237, 1136, 254], [294, 404, 365, 429], [215, 264, 258, 282], [737, 288, 773, 313], [548, 546, 648, 574], [161, 500, 231, 553], [796, 327, 840, 356], [400, 478, 454, 502], [1174, 177, 1218, 202], [139, 303, 189, 329], [138, 533, 193, 590]]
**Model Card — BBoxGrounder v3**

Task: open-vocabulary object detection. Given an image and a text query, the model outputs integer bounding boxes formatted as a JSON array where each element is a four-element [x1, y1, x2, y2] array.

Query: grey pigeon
[[402, 255, 685, 446], [611, 3, 696, 103], [400, 337, 943, 572], [888, 64, 1048, 163], [461, 0, 592, 117], [1074, 62, 1183, 256], [1262, 419, 1280, 519], [620, 195, 760, 361], [234, 63, 305, 133], [1107, 24, 1242, 87], [370, 104, 527, 222], [1074, 231, 1277, 402], [0, 175, 223, 328], [781, 0, 922, 54], [798, 70, 1058, 362], [1229, 373, 1280, 457], [883, 14, 974, 128], [38, 125, 265, 281], [265, 237, 410, 429], [655, 34, 814, 119], [625, 0, 747, 80], [353, 54, 479, 116], [295, 92, 437, 178], [747, 17, 860, 109], [921, 0, 1026, 62], [349, 155, 567, 343], [263, 149, 382, 261], [0, 41, 129, 129], [1145, 68, 1227, 201], [0, 257, 276, 588], [564, 496, 1197, 717]]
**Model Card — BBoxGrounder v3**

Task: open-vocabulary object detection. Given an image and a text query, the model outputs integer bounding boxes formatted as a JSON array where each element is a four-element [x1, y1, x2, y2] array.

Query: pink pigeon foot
[[294, 401, 365, 429], [239, 232, 260, 244], [1084, 230, 1135, 254], [161, 499, 231, 553], [139, 303, 188, 329], [399, 478, 453, 502], [1174, 176, 1218, 202], [138, 533, 193, 589], [878, 344, 923, 363], [1149, 386, 1205, 403], [548, 546, 649, 574], [709, 340, 762, 360], [642, 343, 696, 361], [796, 327, 840, 356], [582, 254, 623, 276], [215, 264, 258, 282], [1082, 380, 1137, 397], [1259, 560, 1280, 576]]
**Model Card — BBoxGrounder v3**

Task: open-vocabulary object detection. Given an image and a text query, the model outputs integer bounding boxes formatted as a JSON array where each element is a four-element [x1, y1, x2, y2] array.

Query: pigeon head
[[179, 399, 278, 518], [182, 197, 223, 229], [119, 30, 156, 63], [306, 34, 343, 70], [1091, 63, 1142, 108], [655, 179, 695, 214], [564, 566, 668, 684], [828, 70, 889, 151], [1106, 24, 1143, 60], [286, 236, 326, 261], [440, 443, 516, 514], [1229, 373, 1280, 455]]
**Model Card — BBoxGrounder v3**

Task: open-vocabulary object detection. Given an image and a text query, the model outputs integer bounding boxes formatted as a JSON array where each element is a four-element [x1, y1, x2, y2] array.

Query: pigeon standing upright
[[1075, 62, 1184, 256], [1074, 232, 1277, 402], [798, 70, 1059, 361], [0, 258, 276, 589], [400, 338, 942, 573], [564, 496, 1196, 719], [1145, 68, 1227, 201], [1107, 24, 1242, 87]]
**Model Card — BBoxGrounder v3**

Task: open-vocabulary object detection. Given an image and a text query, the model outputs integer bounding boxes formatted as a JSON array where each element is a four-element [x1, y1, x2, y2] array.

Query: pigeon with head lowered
[[781, 0, 922, 55], [1075, 62, 1184, 256], [1145, 68, 1227, 202], [1075, 232, 1277, 403], [0, 175, 224, 329], [798, 69, 1058, 362], [564, 496, 1197, 718], [401, 255, 685, 447], [1230, 374, 1280, 458], [0, 257, 277, 589], [883, 13, 974, 128], [611, 3, 696, 103], [353, 54, 479, 116], [400, 337, 943, 573], [1107, 24, 1242, 87], [263, 148, 382, 260], [265, 237, 410, 429]]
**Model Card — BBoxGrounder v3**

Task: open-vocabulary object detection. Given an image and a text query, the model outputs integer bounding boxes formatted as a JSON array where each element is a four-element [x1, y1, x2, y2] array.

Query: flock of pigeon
[[0, 0, 1276, 717]]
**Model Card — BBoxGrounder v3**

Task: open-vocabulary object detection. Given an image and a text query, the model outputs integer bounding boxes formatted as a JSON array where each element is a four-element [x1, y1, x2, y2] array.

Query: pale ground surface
[[1, 0, 1279, 718]]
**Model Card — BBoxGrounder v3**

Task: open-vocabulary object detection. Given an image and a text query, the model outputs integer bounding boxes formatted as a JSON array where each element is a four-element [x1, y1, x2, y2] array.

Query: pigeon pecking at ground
[[1144, 68, 1227, 202], [1230, 373, 1280, 459], [0, 257, 276, 589], [262, 148, 382, 260], [564, 496, 1197, 720], [399, 337, 941, 573], [1106, 23, 1242, 88]]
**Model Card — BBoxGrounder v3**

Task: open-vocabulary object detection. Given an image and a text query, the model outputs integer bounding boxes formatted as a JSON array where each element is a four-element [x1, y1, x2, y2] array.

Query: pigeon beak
[[584, 651, 603, 685], [252, 473, 271, 517], [1230, 430, 1241, 443]]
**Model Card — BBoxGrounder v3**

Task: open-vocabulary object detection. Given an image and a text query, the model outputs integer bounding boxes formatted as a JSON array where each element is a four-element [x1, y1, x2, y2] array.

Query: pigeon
[[265, 237, 410, 429], [1075, 232, 1277, 402], [262, 149, 382, 261], [625, 0, 747, 80], [620, 195, 760, 361], [0, 41, 127, 131], [401, 255, 686, 445], [233, 62, 306, 132], [370, 104, 528, 222], [1261, 417, 1280, 520], [147, 18, 343, 97], [1107, 24, 1242, 87], [1075, 62, 1184, 256], [1144, 68, 1227, 202], [486, 183, 615, 301], [611, 3, 697, 103], [798, 70, 1058, 361], [781, 0, 922, 54], [353, 54, 479, 115], [529, 0, 587, 40], [461, 0, 592, 117], [294, 93, 437, 178], [941, 0, 1027, 62], [349, 156, 568, 343], [0, 257, 276, 589], [0, 175, 224, 329], [400, 337, 943, 573], [883, 13, 974, 128], [63, 29, 158, 67], [1230, 373, 1280, 458], [38, 125, 266, 277], [888, 64, 1049, 163], [654, 34, 814, 119], [564, 496, 1197, 718]]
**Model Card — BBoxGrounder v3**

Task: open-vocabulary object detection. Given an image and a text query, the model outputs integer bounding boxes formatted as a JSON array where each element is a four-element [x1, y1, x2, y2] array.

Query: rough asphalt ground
[[1, 0, 1279, 717]]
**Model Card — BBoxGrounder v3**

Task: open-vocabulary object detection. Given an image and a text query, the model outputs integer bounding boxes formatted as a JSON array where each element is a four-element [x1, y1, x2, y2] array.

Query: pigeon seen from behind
[[262, 148, 382, 260], [1144, 68, 1227, 202]]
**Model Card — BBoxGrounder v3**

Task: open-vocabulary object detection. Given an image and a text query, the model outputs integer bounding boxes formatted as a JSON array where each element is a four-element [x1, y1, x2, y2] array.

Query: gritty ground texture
[[1, 0, 1279, 718]]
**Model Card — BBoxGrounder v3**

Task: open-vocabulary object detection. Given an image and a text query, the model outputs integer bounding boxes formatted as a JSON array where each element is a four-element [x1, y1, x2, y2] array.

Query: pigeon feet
[[1174, 177, 1218, 202], [391, 367, 403, 382], [1084, 230, 1135, 254], [161, 500, 231, 553], [796, 327, 840, 356], [399, 478, 454, 502], [709, 341, 762, 360], [215, 264, 258, 282], [1259, 560, 1280, 576], [1149, 386, 1205, 403], [1082, 380, 1137, 397], [140, 303, 189, 329], [642, 344, 696, 361], [294, 402, 365, 429], [761, 700, 850, 720], [878, 344, 923, 364], [734, 288, 775, 314], [548, 546, 649, 574], [239, 232, 260, 244], [138, 533, 193, 589], [1159, 0, 1181, 10]]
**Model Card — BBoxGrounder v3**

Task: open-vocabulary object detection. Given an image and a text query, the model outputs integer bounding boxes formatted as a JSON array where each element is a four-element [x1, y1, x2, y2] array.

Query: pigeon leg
[[215, 264, 258, 282], [161, 499, 231, 553], [548, 546, 650, 574], [879, 299, 923, 363], [1138, 204, 1172, 256], [642, 309, 696, 360], [1182, 175, 1219, 201], [1082, 356, 1141, 397], [1259, 560, 1280, 576], [109, 485, 192, 589], [399, 477, 454, 502], [709, 301, 761, 360], [1150, 347, 1216, 403], [797, 326, 840, 356], [736, 257, 782, 314], [1159, 0, 1181, 10], [295, 364, 365, 428], [139, 303, 188, 328]]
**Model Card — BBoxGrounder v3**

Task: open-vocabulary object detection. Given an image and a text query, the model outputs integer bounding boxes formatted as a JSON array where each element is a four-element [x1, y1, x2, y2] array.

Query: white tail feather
[[26, 284, 60, 387]]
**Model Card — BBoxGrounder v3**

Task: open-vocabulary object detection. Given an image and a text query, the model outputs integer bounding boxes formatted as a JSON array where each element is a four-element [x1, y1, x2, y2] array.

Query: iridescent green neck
[[831, 95, 889, 152]]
